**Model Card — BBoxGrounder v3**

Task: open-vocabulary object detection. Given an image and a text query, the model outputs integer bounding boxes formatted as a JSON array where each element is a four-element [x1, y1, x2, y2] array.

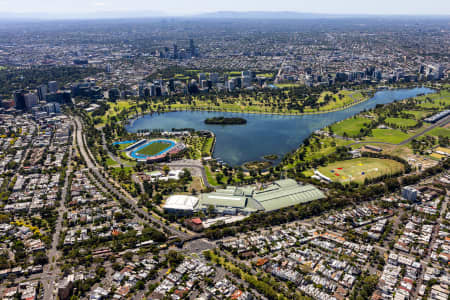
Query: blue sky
[[0, 0, 449, 16]]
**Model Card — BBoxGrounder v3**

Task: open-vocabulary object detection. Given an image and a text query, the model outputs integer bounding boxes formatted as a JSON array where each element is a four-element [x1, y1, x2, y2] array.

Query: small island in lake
[[204, 117, 247, 125], [243, 160, 272, 170], [263, 154, 279, 160]]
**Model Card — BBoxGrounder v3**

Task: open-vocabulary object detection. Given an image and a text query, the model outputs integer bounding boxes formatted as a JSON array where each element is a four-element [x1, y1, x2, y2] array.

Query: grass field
[[403, 110, 431, 120], [416, 90, 450, 109], [385, 117, 417, 128], [315, 157, 404, 184], [136, 142, 172, 156], [205, 165, 219, 186], [106, 157, 118, 166], [363, 129, 411, 144], [331, 117, 372, 137], [256, 72, 274, 78], [275, 83, 301, 88], [426, 127, 450, 138], [201, 137, 214, 156], [317, 90, 366, 112]]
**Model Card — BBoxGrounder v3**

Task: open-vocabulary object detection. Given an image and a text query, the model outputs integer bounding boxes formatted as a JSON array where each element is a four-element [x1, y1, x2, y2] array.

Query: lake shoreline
[[126, 87, 436, 166]]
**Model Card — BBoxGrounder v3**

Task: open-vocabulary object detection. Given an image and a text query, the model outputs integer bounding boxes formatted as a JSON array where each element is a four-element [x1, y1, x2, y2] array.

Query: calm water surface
[[126, 87, 434, 166]]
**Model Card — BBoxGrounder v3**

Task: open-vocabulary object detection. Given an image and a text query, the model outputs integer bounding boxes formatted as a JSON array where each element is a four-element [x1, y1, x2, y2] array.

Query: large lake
[[126, 87, 434, 166]]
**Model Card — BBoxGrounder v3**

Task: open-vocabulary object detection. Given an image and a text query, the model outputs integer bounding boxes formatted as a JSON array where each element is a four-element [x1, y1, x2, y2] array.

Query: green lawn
[[314, 157, 405, 184], [275, 83, 301, 88], [365, 129, 411, 144], [331, 117, 372, 137], [205, 165, 219, 186], [426, 126, 450, 138], [317, 90, 367, 112], [385, 117, 417, 128], [106, 157, 118, 166], [256, 72, 274, 78], [136, 142, 172, 156], [403, 110, 431, 120], [201, 137, 214, 156], [417, 92, 450, 109]]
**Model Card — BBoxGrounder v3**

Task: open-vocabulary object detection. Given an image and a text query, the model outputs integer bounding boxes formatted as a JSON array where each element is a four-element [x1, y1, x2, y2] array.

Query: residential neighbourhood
[[0, 10, 449, 300]]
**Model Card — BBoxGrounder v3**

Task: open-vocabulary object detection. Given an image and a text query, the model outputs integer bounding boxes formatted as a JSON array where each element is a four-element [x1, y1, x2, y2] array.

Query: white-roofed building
[[163, 195, 199, 215]]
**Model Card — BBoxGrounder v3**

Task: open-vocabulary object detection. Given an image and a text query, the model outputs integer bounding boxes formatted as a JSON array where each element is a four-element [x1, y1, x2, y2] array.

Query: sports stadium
[[120, 139, 186, 162]]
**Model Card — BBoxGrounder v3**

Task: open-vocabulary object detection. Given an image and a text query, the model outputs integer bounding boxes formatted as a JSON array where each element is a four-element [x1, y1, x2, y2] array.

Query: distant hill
[[0, 10, 167, 21], [0, 10, 447, 21], [193, 11, 450, 19], [194, 11, 341, 19]]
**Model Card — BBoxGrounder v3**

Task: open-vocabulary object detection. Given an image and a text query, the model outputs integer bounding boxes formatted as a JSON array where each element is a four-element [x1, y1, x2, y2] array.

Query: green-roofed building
[[253, 179, 326, 212], [194, 179, 325, 215], [196, 186, 264, 215]]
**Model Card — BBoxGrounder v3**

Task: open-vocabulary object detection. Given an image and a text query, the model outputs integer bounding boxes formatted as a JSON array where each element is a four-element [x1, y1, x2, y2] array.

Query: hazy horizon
[[0, 0, 449, 19]]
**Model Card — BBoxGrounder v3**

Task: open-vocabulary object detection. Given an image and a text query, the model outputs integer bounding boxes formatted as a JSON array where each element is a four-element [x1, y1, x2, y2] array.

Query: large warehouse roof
[[163, 195, 199, 211], [194, 179, 324, 214], [197, 187, 247, 209], [253, 179, 325, 212]]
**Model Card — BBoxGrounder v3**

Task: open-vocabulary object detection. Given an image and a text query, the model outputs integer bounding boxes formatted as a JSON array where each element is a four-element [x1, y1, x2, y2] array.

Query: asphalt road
[[42, 122, 75, 300]]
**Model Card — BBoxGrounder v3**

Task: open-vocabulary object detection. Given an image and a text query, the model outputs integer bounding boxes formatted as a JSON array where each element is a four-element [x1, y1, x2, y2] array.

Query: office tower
[[168, 79, 175, 92], [14, 90, 26, 110], [138, 81, 147, 97], [48, 81, 58, 93], [143, 87, 150, 98], [198, 73, 207, 84], [235, 77, 242, 89], [37, 85, 47, 101], [155, 85, 162, 97], [24, 93, 39, 110], [149, 84, 156, 97], [227, 79, 235, 92], [188, 80, 199, 94], [209, 73, 219, 84], [242, 76, 252, 88], [109, 88, 120, 101], [173, 44, 178, 59], [189, 39, 196, 57]]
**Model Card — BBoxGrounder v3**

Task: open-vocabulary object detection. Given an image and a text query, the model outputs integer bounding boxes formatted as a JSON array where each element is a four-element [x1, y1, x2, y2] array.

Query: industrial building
[[163, 179, 325, 215], [252, 179, 326, 212], [424, 109, 450, 123], [163, 195, 199, 215]]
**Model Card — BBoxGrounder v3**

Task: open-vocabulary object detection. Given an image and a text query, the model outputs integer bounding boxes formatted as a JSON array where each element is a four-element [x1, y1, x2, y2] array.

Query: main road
[[74, 116, 192, 240], [42, 122, 75, 300]]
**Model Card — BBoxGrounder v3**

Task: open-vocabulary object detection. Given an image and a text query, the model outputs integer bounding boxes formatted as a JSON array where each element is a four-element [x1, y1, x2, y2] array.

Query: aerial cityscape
[[0, 2, 449, 300]]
